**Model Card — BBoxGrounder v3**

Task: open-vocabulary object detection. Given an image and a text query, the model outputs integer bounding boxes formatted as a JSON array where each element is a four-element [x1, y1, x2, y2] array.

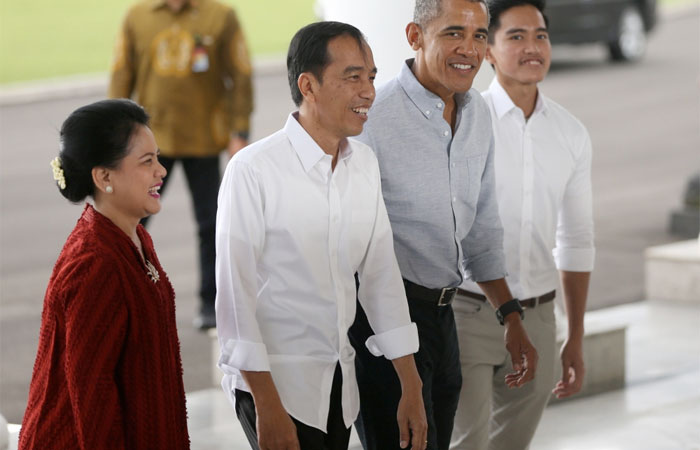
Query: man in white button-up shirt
[[215, 22, 427, 450], [451, 1, 595, 449]]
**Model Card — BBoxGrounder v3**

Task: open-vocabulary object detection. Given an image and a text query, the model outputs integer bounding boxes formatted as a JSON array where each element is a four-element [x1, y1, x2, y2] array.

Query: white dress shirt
[[215, 113, 419, 432], [461, 79, 595, 298]]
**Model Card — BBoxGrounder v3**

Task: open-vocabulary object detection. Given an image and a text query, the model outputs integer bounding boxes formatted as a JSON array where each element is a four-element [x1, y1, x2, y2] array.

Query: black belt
[[456, 289, 556, 308], [403, 279, 456, 307]]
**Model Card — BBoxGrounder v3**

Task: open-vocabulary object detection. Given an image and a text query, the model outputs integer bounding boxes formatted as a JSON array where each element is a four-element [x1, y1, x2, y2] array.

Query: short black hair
[[56, 99, 150, 202], [287, 21, 366, 107], [487, 0, 549, 43]]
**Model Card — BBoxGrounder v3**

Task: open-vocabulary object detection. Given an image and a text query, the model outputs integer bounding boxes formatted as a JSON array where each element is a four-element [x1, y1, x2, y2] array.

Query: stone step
[[645, 239, 700, 303], [2, 422, 19, 450]]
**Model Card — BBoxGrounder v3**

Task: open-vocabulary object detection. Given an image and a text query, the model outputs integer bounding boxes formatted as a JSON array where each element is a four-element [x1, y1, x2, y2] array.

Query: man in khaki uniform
[[109, 0, 253, 330]]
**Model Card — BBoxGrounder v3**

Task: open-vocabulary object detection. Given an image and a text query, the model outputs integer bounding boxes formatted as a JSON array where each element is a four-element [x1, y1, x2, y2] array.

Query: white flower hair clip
[[50, 157, 66, 190]]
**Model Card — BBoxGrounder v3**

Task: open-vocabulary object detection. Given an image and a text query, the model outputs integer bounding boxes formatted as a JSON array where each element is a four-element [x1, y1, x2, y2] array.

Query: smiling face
[[310, 34, 377, 142], [409, 0, 489, 100], [486, 4, 551, 88], [106, 125, 167, 222]]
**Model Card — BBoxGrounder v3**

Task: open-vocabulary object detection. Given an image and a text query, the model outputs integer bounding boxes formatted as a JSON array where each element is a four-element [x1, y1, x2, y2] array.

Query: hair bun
[[55, 99, 150, 203]]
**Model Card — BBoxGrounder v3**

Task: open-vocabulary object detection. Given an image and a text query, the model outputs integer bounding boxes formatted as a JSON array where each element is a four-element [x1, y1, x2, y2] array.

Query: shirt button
[[452, 196, 457, 202], [443, 130, 449, 137], [437, 102, 443, 108], [451, 162, 456, 168], [425, 110, 431, 115]]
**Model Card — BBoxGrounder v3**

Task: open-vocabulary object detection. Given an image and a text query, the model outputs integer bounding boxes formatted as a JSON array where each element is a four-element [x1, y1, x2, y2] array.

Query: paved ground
[[1, 5, 698, 425]]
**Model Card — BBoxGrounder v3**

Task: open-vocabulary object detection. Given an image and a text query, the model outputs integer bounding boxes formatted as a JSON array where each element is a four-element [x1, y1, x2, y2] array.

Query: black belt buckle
[[438, 287, 457, 306]]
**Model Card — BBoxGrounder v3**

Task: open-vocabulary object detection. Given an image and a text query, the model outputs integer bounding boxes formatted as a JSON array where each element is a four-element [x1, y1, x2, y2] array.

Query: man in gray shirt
[[348, 0, 538, 448]]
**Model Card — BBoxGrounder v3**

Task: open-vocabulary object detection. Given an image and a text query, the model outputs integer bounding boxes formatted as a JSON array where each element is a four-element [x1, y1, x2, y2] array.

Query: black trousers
[[141, 155, 219, 313], [349, 295, 462, 450], [235, 364, 351, 450]]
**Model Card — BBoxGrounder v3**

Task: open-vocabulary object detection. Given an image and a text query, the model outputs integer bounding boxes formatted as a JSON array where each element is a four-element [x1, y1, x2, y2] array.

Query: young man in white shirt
[[450, 0, 595, 448], [215, 21, 427, 450]]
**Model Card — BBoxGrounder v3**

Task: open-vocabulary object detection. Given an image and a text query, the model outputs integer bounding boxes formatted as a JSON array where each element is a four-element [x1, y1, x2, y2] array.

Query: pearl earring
[[106, 186, 113, 194]]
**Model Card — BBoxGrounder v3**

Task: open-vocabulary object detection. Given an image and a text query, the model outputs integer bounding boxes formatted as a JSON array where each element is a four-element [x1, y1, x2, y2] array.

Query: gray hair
[[413, 0, 442, 26], [413, 0, 490, 27]]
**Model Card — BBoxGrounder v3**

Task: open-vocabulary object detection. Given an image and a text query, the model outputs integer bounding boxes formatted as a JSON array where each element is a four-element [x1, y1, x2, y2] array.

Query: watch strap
[[496, 299, 524, 325]]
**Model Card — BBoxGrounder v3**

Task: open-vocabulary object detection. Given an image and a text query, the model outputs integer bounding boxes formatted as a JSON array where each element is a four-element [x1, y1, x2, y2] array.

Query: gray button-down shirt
[[357, 60, 506, 289]]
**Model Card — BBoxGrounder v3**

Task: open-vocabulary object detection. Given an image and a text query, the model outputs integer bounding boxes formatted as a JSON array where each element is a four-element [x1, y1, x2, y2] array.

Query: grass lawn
[[0, 0, 317, 84]]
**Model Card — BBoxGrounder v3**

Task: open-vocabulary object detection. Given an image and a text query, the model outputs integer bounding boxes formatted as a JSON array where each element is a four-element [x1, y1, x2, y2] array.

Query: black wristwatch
[[495, 299, 524, 325]]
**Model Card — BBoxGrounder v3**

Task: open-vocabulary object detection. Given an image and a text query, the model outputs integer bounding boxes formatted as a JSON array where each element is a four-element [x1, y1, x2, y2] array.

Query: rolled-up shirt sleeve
[[364, 322, 419, 359], [553, 131, 595, 271], [216, 158, 270, 374], [462, 134, 508, 282], [357, 156, 419, 360]]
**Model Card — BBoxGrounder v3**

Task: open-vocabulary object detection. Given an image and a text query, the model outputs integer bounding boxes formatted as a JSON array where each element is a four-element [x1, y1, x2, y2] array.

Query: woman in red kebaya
[[19, 99, 189, 449]]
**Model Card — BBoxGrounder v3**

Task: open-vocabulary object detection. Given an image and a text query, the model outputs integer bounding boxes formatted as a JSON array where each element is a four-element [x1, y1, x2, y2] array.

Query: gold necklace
[[145, 259, 160, 283]]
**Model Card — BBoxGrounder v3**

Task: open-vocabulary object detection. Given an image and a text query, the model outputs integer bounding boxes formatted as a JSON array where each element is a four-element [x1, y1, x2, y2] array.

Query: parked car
[[546, 0, 658, 62]]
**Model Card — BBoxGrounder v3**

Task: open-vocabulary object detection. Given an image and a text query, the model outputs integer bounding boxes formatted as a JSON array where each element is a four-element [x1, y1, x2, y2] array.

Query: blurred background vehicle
[[547, 0, 658, 61]]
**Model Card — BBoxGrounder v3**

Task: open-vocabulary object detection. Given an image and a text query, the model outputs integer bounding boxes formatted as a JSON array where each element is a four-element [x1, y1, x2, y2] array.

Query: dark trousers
[[235, 364, 351, 450], [142, 155, 219, 313], [349, 294, 462, 450]]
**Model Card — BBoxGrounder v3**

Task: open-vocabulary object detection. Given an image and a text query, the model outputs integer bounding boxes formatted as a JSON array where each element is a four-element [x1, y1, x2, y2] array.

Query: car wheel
[[609, 5, 647, 62]]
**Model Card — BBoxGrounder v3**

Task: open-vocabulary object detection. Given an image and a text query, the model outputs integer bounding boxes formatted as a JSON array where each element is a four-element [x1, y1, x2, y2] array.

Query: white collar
[[283, 112, 354, 173], [488, 77, 547, 120]]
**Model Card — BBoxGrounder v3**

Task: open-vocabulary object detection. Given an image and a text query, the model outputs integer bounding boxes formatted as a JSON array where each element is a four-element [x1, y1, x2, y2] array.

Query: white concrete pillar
[[317, 0, 414, 86]]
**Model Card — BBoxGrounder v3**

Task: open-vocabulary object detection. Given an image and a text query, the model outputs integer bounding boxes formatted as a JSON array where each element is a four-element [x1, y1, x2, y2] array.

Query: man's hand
[[503, 316, 538, 388], [256, 404, 300, 450], [554, 270, 590, 399], [227, 135, 248, 157], [397, 385, 428, 450], [475, 278, 538, 387], [241, 370, 300, 450], [552, 337, 585, 399], [391, 355, 428, 449]]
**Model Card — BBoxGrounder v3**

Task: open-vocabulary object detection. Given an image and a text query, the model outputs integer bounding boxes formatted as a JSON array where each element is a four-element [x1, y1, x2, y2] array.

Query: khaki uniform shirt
[[109, 0, 253, 157]]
